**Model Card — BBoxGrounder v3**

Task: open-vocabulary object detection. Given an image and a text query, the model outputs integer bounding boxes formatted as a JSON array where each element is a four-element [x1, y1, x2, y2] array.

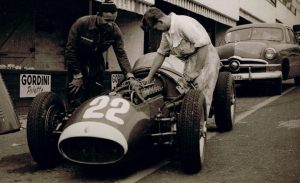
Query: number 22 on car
[[82, 96, 130, 125]]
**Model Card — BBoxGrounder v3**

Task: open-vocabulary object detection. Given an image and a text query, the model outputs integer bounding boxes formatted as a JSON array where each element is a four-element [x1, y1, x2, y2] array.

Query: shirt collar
[[88, 15, 98, 30], [88, 15, 107, 31]]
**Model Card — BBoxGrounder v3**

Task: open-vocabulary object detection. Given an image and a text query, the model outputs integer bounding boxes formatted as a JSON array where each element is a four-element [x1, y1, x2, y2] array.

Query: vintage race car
[[26, 52, 236, 174]]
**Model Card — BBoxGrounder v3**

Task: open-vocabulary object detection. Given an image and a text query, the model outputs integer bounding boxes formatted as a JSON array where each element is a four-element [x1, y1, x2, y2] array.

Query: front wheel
[[213, 72, 236, 132], [27, 92, 65, 169], [294, 76, 300, 86], [178, 90, 207, 174], [271, 78, 282, 95]]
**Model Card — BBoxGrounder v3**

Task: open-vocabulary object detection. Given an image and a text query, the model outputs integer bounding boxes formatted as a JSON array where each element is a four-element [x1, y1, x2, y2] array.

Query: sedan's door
[[286, 28, 300, 78]]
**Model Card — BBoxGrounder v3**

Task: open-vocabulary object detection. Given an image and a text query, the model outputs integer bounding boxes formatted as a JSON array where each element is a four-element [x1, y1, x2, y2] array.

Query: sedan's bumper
[[231, 71, 282, 81], [220, 56, 282, 81]]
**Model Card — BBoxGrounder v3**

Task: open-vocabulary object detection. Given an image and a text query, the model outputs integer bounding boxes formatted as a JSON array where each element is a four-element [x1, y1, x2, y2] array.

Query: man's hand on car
[[129, 77, 140, 88], [126, 73, 140, 88], [176, 74, 196, 94], [141, 76, 153, 84], [69, 78, 84, 94]]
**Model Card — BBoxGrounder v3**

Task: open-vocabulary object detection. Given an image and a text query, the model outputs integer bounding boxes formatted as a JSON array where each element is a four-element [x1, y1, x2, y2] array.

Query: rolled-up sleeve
[[112, 25, 132, 74], [157, 33, 171, 57]]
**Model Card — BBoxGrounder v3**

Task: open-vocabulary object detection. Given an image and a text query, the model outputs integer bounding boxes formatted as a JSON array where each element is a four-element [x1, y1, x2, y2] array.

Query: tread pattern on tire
[[178, 90, 206, 174], [27, 92, 65, 169], [214, 72, 235, 132]]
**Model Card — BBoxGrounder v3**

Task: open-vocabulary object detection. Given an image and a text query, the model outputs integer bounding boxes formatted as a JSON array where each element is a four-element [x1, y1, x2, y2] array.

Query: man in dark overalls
[[65, 0, 135, 109]]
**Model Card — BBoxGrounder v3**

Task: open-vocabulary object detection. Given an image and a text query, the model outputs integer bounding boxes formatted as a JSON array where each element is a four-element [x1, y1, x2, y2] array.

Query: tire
[[294, 76, 300, 86], [27, 92, 65, 169], [213, 72, 236, 132], [178, 90, 207, 174], [271, 78, 282, 95]]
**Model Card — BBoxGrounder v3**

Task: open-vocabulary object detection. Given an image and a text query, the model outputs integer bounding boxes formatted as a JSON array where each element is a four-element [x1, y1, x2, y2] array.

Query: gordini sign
[[20, 74, 51, 98]]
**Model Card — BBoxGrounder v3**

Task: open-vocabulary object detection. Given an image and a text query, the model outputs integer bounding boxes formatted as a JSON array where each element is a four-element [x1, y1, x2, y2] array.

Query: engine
[[111, 80, 164, 105]]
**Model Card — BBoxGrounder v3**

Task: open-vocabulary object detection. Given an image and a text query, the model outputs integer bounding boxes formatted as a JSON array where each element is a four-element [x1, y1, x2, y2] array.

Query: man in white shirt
[[141, 7, 220, 115]]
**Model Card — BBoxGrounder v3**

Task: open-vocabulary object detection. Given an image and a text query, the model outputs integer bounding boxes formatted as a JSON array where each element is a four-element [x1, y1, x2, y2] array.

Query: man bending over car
[[141, 7, 220, 115], [65, 0, 137, 110]]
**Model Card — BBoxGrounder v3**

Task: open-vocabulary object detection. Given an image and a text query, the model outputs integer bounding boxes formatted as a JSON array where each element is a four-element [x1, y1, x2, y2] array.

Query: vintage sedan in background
[[217, 23, 300, 95]]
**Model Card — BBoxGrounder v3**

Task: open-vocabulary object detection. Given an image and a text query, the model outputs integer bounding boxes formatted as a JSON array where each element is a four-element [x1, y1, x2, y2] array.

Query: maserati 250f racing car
[[26, 53, 236, 174]]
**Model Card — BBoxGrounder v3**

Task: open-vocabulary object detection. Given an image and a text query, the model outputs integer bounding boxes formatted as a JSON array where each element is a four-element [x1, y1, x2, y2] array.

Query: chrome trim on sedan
[[231, 71, 282, 80], [220, 56, 269, 64], [220, 56, 282, 81]]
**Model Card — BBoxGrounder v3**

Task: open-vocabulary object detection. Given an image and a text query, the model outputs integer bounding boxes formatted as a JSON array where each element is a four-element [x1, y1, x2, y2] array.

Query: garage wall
[[276, 1, 300, 26], [0, 1, 35, 68], [106, 10, 144, 71]]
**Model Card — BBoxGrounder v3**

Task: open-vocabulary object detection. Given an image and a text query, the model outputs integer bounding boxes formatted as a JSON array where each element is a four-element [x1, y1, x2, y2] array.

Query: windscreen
[[225, 27, 283, 43]]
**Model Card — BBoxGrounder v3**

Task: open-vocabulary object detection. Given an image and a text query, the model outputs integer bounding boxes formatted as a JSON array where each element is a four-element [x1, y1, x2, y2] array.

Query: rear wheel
[[213, 72, 236, 132], [27, 92, 65, 168], [178, 90, 207, 174]]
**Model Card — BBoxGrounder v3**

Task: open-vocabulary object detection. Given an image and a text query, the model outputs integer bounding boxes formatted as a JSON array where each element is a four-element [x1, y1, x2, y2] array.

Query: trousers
[[184, 44, 220, 116]]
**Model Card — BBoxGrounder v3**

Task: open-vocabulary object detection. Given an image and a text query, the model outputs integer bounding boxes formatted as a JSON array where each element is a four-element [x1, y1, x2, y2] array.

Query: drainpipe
[[89, 0, 93, 15]]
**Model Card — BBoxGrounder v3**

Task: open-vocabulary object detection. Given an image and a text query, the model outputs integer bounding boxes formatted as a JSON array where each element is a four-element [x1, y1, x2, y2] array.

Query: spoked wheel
[[178, 90, 207, 174], [27, 92, 65, 169], [213, 72, 236, 132]]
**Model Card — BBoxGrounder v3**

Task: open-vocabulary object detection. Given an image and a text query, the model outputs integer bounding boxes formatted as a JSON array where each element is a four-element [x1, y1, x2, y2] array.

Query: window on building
[[279, 0, 291, 5], [278, 0, 296, 15], [266, 0, 277, 6], [291, 5, 296, 15]]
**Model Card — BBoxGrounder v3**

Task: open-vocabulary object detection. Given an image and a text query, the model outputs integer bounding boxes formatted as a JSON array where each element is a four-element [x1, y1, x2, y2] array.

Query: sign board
[[20, 74, 51, 98], [111, 73, 124, 89]]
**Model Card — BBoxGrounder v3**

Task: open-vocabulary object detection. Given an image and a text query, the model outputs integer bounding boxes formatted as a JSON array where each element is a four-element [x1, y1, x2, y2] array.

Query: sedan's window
[[225, 28, 251, 43], [251, 28, 283, 41], [287, 29, 297, 44], [225, 27, 283, 43]]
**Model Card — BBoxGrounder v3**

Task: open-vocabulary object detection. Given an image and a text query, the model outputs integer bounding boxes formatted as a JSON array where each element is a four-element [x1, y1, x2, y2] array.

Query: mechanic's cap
[[99, 0, 118, 13]]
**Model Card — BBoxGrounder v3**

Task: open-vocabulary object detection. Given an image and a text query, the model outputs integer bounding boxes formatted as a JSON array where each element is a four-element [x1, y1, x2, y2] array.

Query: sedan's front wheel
[[294, 76, 300, 86], [271, 78, 282, 95]]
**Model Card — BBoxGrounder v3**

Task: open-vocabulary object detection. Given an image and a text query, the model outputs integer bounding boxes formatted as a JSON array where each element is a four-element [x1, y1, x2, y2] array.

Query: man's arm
[[65, 18, 84, 94], [65, 18, 82, 75], [143, 53, 165, 83], [142, 33, 169, 83]]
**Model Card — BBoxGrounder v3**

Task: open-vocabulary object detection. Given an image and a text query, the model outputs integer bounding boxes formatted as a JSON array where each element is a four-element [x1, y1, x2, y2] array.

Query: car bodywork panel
[[0, 73, 20, 134]]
